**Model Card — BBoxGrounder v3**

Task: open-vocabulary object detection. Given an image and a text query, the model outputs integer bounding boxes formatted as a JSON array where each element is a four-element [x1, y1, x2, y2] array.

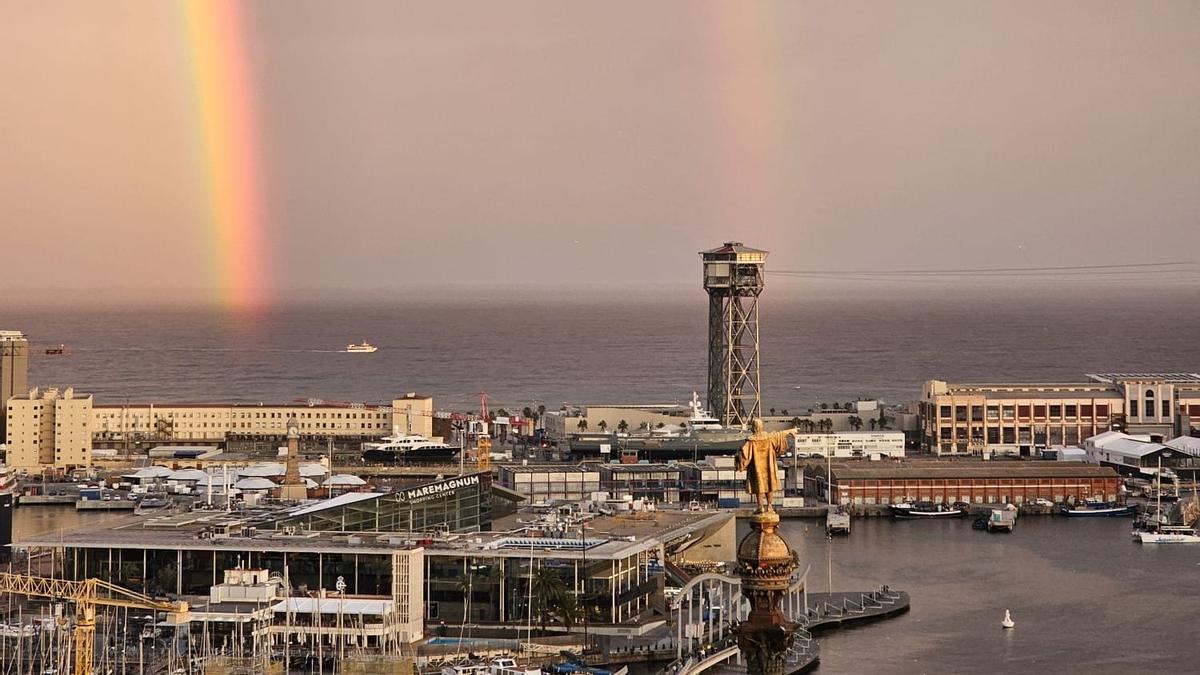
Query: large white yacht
[[362, 432, 457, 463]]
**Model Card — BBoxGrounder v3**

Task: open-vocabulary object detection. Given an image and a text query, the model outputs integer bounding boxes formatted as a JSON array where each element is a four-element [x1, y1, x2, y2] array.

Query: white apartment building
[[90, 394, 434, 446], [921, 373, 1200, 456], [5, 387, 93, 471], [792, 431, 905, 459]]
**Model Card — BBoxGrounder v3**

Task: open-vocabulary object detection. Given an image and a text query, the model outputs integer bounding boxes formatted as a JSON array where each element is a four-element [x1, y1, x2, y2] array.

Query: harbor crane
[[0, 572, 190, 675]]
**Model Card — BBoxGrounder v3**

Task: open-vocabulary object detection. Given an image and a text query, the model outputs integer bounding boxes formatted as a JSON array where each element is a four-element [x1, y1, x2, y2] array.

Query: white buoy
[[1002, 609, 1015, 629]]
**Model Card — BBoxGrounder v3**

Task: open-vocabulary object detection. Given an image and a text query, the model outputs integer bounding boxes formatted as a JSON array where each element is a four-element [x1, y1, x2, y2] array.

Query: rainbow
[[181, 0, 268, 309], [703, 2, 787, 234]]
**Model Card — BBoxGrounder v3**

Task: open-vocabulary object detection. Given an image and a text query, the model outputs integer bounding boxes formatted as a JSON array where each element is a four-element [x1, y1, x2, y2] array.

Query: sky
[[2, 1, 1198, 306]]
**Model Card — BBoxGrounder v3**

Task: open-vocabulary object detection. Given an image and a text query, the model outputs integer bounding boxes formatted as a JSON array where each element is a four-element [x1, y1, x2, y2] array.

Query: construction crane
[[0, 572, 189, 675], [476, 391, 493, 472]]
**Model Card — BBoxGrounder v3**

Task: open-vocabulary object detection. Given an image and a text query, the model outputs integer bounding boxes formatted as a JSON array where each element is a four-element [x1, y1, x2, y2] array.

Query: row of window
[[94, 410, 389, 421], [939, 404, 1113, 421], [939, 426, 1084, 444]]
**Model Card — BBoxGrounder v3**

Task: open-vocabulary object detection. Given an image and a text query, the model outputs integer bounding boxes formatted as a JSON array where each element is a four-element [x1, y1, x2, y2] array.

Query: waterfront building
[[15, 490, 731, 637], [601, 464, 685, 503], [91, 393, 434, 445], [1083, 431, 1200, 480], [5, 390, 437, 468], [497, 464, 601, 502], [920, 373, 1200, 456], [0, 330, 29, 442], [4, 386, 92, 471], [826, 462, 1121, 506], [791, 431, 905, 459]]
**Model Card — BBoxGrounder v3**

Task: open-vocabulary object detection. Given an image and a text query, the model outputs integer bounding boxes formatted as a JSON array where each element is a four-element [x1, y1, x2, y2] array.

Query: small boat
[[44, 344, 68, 355], [1001, 610, 1014, 629], [987, 505, 1018, 532], [1059, 498, 1135, 518], [826, 505, 851, 535], [890, 501, 965, 519], [345, 341, 377, 353], [1135, 524, 1200, 544]]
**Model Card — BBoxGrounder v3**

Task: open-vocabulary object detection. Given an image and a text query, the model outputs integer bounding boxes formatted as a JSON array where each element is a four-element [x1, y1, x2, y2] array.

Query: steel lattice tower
[[701, 242, 767, 428]]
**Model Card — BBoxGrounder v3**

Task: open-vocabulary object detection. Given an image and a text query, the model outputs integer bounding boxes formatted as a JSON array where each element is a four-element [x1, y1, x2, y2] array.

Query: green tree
[[639, 421, 649, 431], [848, 415, 863, 431], [597, 420, 608, 433], [878, 411, 889, 430], [577, 419, 588, 432], [868, 418, 877, 431], [790, 417, 803, 429], [769, 408, 776, 416], [781, 409, 789, 416], [617, 419, 629, 434], [530, 566, 568, 632]]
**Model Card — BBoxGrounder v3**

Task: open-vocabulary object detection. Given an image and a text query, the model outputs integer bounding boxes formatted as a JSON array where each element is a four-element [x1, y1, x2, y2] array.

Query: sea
[[5, 287, 1200, 673], [7, 287, 1199, 411]]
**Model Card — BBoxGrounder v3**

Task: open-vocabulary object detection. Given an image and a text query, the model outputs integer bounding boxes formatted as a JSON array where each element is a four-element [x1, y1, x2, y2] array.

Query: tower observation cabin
[[700, 242, 767, 428]]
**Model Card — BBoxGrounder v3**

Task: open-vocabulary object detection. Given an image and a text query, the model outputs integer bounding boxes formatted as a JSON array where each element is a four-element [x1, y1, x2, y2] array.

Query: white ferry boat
[[344, 341, 378, 353]]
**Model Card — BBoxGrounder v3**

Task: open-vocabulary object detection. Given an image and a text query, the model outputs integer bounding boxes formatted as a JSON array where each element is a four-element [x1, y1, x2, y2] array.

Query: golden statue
[[737, 418, 794, 513]]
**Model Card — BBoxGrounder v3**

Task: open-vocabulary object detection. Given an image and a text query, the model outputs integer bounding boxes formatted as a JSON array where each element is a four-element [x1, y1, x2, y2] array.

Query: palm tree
[[557, 592, 585, 631], [638, 421, 649, 431], [820, 403, 829, 411], [577, 419, 588, 432], [597, 420, 608, 433], [869, 418, 877, 431], [878, 411, 889, 430], [769, 407, 777, 416], [790, 417, 803, 430], [530, 567, 567, 632], [617, 419, 629, 434], [781, 409, 789, 415], [848, 415, 863, 431]]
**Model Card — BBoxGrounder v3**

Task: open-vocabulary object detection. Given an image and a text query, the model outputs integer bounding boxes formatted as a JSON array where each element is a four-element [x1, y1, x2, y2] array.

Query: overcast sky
[[3, 1, 1198, 303]]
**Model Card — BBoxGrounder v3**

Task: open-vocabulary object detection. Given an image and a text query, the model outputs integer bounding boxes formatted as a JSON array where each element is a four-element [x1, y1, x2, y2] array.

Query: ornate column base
[[735, 510, 800, 675]]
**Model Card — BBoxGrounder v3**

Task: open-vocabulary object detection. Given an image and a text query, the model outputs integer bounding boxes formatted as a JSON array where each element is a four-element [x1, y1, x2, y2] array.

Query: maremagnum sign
[[403, 473, 483, 504]]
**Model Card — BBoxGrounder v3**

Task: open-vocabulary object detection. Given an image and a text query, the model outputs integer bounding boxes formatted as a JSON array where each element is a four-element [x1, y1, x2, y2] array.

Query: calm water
[[777, 517, 1200, 674], [6, 289, 1198, 411]]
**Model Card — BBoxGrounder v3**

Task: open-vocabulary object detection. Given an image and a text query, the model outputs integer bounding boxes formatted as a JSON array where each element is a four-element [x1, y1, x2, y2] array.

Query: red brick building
[[829, 463, 1121, 506]]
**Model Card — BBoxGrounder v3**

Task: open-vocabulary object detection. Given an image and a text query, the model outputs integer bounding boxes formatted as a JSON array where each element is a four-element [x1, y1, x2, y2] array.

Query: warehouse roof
[[830, 462, 1119, 481]]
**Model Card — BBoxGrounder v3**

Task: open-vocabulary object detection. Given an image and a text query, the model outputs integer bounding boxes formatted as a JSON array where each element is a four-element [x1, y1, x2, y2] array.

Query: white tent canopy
[[167, 469, 209, 482], [233, 477, 277, 491], [238, 463, 285, 478], [323, 474, 367, 487]]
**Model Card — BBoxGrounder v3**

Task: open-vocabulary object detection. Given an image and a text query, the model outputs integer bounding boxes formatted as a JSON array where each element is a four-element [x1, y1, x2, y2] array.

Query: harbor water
[[775, 517, 1200, 673]]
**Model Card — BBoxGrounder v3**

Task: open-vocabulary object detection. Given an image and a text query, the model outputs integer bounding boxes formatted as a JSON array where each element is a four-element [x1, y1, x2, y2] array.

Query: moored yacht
[[618, 392, 749, 461], [362, 432, 458, 464], [890, 501, 967, 519]]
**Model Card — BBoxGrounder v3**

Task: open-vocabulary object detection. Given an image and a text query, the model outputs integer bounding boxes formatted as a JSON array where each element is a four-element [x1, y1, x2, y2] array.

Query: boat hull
[[1059, 505, 1136, 517], [1136, 532, 1200, 544], [362, 447, 459, 464], [891, 506, 964, 519]]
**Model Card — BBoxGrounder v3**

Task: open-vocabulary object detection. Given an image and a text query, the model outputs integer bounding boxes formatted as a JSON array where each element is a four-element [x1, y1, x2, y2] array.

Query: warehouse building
[[920, 373, 1200, 456], [1083, 431, 1200, 480], [827, 463, 1121, 506]]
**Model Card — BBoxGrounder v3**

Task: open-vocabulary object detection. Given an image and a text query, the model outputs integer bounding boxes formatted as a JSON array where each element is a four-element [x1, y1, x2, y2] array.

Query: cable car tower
[[701, 242, 767, 428]]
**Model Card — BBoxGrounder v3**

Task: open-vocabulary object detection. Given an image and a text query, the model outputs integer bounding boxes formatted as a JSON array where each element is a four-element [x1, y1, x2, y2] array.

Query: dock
[[76, 499, 136, 511]]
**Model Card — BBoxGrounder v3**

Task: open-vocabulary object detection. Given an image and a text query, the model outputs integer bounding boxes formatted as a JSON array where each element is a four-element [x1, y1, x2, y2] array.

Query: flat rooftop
[[15, 503, 729, 562]]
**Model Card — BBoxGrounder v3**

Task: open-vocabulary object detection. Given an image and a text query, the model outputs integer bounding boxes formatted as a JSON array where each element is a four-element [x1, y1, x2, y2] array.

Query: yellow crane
[[0, 572, 190, 675]]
